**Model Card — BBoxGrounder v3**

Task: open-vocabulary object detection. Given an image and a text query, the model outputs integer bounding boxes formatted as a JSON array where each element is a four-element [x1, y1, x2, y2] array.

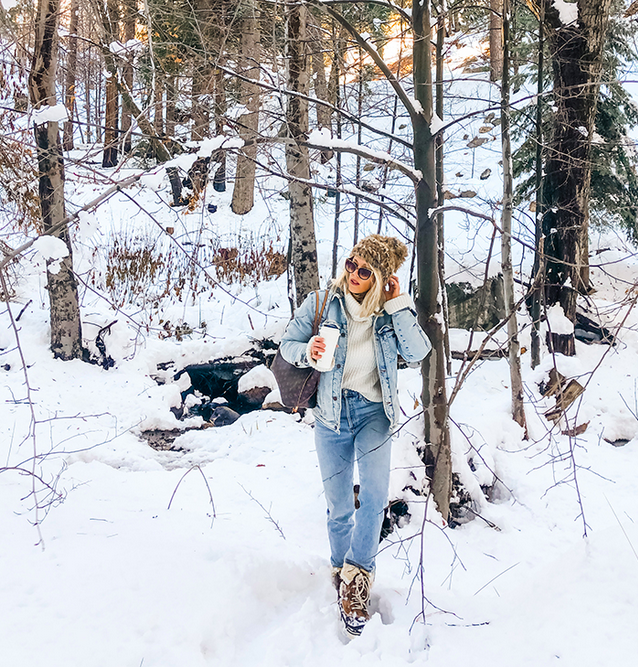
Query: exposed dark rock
[[380, 500, 411, 541], [604, 437, 631, 447], [210, 405, 240, 426], [574, 312, 615, 345], [140, 429, 188, 451], [238, 385, 273, 410], [446, 275, 505, 331], [448, 473, 476, 527]]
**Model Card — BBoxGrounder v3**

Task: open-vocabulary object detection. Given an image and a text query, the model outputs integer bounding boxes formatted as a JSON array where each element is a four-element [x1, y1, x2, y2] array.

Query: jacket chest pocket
[[377, 324, 398, 357]]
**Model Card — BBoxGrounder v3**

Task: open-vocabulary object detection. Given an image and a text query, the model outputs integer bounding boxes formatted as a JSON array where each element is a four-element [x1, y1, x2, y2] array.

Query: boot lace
[[348, 572, 371, 612]]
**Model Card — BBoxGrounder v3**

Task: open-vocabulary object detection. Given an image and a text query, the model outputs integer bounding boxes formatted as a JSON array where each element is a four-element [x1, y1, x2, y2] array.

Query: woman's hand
[[384, 275, 401, 300], [309, 336, 326, 361]]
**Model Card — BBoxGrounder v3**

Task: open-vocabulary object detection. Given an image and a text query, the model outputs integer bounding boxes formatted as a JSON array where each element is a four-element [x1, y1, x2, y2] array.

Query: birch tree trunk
[[435, 6, 451, 375], [286, 2, 319, 306], [231, 0, 261, 215], [29, 0, 83, 361], [413, 0, 451, 520], [490, 0, 503, 81], [62, 0, 79, 151], [501, 0, 527, 434]]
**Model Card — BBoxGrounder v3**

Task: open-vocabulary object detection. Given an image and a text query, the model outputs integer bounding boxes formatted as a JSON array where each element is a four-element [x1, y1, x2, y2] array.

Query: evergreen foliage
[[513, 2, 638, 242]]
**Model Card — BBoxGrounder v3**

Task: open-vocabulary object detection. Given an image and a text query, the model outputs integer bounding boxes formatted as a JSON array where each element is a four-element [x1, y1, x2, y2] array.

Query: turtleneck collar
[[344, 290, 372, 322]]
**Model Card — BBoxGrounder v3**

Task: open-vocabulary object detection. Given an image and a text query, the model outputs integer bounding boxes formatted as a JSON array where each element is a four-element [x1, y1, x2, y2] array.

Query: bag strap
[[311, 290, 330, 336]]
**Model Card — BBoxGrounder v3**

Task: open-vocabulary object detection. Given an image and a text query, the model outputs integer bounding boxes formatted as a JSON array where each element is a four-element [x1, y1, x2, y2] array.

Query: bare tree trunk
[[490, 0, 503, 81], [120, 0, 136, 154], [62, 0, 79, 151], [166, 76, 177, 138], [309, 15, 333, 162], [352, 46, 363, 246], [331, 26, 342, 279], [413, 0, 451, 520], [286, 2, 319, 306], [192, 61, 213, 140], [231, 0, 261, 215], [212, 65, 227, 191], [153, 75, 164, 136], [92, 0, 171, 163], [531, 6, 545, 369], [531, 0, 612, 340], [29, 0, 83, 361], [501, 0, 527, 434], [102, 0, 119, 167], [84, 39, 92, 143], [435, 6, 451, 375]]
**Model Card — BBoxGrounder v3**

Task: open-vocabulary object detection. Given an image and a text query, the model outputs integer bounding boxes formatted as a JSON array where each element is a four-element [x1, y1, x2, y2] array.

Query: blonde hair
[[331, 262, 386, 318]]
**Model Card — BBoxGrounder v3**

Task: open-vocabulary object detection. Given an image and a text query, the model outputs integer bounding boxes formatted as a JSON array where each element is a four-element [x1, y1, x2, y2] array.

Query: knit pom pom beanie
[[350, 235, 408, 282]]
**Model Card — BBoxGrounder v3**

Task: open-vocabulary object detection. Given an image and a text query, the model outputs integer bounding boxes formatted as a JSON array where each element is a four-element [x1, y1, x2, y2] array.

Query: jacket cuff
[[384, 293, 413, 315]]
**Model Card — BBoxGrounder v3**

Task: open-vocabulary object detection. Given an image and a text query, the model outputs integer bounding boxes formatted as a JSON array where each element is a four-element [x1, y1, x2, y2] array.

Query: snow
[[412, 98, 425, 115], [546, 303, 574, 335], [430, 112, 445, 135], [197, 136, 245, 158], [109, 39, 144, 58], [307, 129, 422, 182], [237, 364, 277, 393], [32, 103, 68, 125], [30, 235, 69, 274], [553, 0, 579, 26], [32, 235, 69, 261], [3, 22, 638, 667]]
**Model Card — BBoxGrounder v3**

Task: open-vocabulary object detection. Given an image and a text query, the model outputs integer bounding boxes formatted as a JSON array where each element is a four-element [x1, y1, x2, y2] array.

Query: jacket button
[[336, 364, 341, 369], [333, 396, 338, 401]]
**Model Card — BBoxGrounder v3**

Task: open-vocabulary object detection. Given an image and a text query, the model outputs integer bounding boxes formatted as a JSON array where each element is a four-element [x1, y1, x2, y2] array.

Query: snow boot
[[331, 566, 342, 593], [338, 563, 374, 638]]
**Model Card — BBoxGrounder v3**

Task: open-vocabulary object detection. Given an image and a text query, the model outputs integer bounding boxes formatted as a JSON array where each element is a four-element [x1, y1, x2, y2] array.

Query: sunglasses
[[345, 257, 373, 281]]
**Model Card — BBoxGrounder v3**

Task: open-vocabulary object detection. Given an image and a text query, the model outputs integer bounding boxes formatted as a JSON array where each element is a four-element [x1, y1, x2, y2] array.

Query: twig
[[604, 495, 638, 563], [167, 465, 216, 527], [239, 484, 286, 540], [0, 268, 45, 547], [473, 562, 519, 596]]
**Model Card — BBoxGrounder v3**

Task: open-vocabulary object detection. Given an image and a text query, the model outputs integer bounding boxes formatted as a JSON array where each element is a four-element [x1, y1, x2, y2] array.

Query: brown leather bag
[[271, 290, 330, 411]]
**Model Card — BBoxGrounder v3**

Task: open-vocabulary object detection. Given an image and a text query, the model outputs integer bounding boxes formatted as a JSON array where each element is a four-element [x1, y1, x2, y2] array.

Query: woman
[[279, 235, 431, 637]]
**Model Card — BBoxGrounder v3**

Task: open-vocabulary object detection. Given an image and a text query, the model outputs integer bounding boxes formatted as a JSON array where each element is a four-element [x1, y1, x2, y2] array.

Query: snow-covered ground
[[3, 45, 638, 667]]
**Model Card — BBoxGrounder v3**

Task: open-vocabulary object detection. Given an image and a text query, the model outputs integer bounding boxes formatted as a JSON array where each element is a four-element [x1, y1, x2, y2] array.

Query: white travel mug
[[315, 323, 340, 372]]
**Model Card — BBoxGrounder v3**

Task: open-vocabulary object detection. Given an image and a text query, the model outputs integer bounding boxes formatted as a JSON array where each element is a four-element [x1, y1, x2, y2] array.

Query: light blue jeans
[[314, 389, 392, 573]]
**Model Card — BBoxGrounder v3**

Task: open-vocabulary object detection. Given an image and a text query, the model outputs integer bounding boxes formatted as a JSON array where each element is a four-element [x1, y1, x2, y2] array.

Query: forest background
[[1, 0, 638, 665]]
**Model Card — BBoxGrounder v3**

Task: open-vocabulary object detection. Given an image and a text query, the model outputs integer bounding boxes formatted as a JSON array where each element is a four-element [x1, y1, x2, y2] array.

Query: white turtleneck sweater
[[341, 292, 383, 402], [307, 290, 414, 404]]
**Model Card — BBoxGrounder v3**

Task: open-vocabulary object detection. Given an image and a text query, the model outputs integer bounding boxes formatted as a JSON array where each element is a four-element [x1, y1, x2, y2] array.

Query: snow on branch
[[32, 104, 68, 125], [306, 129, 421, 183], [217, 64, 413, 150], [552, 0, 578, 26]]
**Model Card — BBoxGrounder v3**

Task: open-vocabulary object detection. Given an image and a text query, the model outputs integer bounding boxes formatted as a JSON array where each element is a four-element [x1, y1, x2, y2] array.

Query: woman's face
[[346, 254, 375, 296]]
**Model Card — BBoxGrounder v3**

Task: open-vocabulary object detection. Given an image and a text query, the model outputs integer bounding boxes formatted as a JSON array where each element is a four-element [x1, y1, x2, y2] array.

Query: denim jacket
[[279, 288, 432, 432]]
